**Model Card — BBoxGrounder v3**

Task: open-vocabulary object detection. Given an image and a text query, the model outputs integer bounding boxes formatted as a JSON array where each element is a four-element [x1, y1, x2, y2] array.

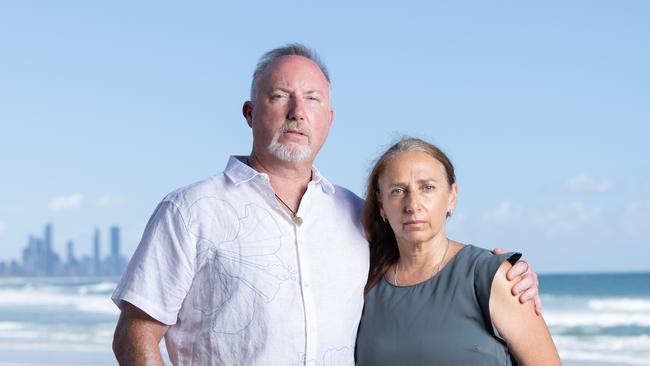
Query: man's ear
[[242, 101, 253, 128]]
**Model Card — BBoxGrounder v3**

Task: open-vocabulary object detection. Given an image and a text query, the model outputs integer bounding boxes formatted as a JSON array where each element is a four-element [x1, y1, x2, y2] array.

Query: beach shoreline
[[0, 351, 642, 366]]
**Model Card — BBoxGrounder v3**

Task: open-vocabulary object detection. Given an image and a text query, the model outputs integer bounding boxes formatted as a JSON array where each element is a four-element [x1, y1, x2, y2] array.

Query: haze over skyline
[[1, 1, 649, 273]]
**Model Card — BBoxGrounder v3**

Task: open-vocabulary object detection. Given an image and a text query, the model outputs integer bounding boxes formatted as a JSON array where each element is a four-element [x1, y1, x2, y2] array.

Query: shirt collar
[[310, 165, 336, 195], [224, 155, 335, 195]]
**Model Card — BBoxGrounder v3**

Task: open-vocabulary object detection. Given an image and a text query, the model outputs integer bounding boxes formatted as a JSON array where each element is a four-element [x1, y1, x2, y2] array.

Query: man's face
[[243, 55, 333, 164]]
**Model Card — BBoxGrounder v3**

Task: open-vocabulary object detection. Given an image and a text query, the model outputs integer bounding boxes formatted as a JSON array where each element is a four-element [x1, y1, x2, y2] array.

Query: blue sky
[[1, 1, 648, 273]]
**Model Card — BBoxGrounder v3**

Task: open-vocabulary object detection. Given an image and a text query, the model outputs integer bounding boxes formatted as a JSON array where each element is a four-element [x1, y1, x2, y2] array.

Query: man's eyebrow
[[418, 178, 438, 183]]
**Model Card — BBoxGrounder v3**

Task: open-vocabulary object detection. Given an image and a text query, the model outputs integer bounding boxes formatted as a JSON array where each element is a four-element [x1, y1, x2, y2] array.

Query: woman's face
[[377, 151, 457, 247]]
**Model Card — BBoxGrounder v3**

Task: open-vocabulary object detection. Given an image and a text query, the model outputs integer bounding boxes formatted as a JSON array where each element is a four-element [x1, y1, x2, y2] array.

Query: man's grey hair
[[250, 43, 330, 101]]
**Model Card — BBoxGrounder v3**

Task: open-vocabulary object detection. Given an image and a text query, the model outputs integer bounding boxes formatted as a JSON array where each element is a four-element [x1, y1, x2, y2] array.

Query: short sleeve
[[111, 200, 196, 325], [474, 251, 522, 339]]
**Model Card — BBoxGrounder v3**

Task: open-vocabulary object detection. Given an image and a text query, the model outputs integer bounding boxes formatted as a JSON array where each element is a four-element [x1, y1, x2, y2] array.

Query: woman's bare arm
[[489, 261, 561, 366]]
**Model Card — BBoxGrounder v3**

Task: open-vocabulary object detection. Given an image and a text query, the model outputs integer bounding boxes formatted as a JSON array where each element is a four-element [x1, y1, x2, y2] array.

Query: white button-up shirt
[[112, 156, 369, 365]]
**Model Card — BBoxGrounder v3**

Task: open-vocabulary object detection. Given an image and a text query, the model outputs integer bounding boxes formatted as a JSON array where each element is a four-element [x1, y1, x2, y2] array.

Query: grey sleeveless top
[[355, 244, 521, 366]]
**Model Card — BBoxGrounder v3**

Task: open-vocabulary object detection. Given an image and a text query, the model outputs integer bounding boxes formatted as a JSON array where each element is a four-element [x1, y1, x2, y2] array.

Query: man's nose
[[287, 97, 305, 121]]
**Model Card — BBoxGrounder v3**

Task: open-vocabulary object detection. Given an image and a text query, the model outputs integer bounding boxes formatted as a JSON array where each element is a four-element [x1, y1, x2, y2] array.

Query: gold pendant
[[292, 216, 303, 226]]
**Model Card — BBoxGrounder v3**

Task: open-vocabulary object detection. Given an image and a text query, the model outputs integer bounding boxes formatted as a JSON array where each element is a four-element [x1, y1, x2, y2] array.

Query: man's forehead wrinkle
[[263, 56, 329, 82], [267, 84, 327, 93]]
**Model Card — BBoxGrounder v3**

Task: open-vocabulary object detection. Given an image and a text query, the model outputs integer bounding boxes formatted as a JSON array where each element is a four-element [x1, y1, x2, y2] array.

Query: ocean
[[0, 273, 648, 365], [542, 273, 650, 365]]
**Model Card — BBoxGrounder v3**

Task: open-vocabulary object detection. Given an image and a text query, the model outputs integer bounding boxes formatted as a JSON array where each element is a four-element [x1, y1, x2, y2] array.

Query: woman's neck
[[396, 234, 448, 270], [391, 234, 452, 286]]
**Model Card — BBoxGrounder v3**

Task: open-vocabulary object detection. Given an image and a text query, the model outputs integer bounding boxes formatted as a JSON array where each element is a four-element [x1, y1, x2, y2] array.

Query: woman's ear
[[376, 190, 386, 220], [447, 183, 458, 215]]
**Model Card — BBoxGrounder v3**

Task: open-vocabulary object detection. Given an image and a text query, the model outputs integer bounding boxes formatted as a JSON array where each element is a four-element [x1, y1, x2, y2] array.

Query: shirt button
[[304, 282, 310, 287]]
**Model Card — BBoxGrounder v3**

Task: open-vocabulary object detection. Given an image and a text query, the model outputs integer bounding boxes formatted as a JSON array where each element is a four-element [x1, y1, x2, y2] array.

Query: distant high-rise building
[[93, 228, 101, 275], [22, 235, 43, 276], [43, 224, 53, 275], [35, 236, 45, 275], [110, 226, 120, 261], [67, 240, 76, 265], [109, 226, 125, 275], [65, 240, 80, 276]]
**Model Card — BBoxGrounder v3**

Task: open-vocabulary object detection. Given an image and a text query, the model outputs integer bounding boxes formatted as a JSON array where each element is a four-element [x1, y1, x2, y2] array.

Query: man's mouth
[[284, 129, 306, 136]]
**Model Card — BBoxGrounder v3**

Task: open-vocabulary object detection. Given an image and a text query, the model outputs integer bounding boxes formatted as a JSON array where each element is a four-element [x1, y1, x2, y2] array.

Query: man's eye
[[271, 94, 286, 100], [423, 185, 435, 192], [307, 96, 320, 101]]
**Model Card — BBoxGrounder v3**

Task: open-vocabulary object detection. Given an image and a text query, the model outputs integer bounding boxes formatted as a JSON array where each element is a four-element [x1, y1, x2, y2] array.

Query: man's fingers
[[534, 295, 543, 315], [496, 251, 543, 314], [518, 286, 539, 302], [519, 288, 542, 315], [511, 268, 538, 295], [507, 260, 529, 281], [494, 248, 543, 313], [510, 261, 543, 314]]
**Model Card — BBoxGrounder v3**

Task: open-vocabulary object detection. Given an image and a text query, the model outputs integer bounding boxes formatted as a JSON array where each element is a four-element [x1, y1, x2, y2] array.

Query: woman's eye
[[390, 188, 405, 195]]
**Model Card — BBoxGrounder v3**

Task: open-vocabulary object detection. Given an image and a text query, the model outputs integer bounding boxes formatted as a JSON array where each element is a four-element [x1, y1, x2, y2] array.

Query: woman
[[355, 138, 560, 365]]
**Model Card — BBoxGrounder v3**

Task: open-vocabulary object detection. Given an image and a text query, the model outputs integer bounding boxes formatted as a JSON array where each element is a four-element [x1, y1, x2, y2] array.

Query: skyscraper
[[43, 224, 52, 275], [109, 226, 124, 275], [110, 226, 120, 261], [93, 228, 101, 275], [66, 240, 76, 265]]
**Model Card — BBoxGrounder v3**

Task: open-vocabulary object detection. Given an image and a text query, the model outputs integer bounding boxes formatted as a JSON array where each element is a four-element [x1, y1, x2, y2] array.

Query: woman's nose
[[404, 193, 421, 213]]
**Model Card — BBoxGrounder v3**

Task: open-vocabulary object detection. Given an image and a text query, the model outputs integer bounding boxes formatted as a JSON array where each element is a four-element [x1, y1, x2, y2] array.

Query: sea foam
[[545, 311, 650, 327], [556, 335, 650, 365], [588, 298, 650, 312], [0, 288, 119, 315]]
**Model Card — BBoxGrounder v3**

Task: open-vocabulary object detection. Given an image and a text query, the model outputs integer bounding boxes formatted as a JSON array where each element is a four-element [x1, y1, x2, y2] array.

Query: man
[[112, 44, 540, 365]]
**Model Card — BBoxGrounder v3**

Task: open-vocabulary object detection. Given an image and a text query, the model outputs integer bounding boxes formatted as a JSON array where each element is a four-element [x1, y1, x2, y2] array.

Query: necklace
[[393, 238, 451, 286], [275, 193, 303, 226], [246, 156, 304, 226]]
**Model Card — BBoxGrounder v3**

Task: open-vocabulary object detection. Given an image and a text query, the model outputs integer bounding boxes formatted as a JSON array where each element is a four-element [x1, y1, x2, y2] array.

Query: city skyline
[[0, 223, 127, 277]]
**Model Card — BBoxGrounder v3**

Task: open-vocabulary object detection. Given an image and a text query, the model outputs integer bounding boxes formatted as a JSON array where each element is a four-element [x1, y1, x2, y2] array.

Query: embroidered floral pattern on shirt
[[187, 197, 293, 334]]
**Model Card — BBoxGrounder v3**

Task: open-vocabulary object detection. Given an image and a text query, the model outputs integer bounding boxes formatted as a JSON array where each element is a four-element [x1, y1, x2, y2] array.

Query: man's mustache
[[278, 121, 312, 139]]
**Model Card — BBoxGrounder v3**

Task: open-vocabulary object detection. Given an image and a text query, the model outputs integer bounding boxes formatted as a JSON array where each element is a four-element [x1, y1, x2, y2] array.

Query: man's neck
[[248, 151, 313, 209]]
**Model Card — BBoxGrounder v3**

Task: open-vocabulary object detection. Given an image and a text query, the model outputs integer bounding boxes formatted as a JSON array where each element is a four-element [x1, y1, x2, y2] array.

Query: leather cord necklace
[[275, 193, 303, 226], [246, 156, 304, 226]]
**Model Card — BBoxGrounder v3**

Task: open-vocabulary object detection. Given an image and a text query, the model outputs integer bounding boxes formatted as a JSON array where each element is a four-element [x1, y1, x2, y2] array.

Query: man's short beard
[[267, 121, 313, 163], [267, 141, 312, 163]]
